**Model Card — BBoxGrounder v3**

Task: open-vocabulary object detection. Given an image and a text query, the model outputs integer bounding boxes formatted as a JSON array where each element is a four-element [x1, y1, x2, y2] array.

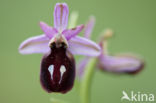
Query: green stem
[[68, 11, 79, 28], [50, 98, 69, 103], [80, 58, 97, 103]]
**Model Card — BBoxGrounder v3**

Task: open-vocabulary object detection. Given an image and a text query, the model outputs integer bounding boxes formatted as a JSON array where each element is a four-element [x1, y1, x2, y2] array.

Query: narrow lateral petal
[[19, 35, 50, 54], [68, 36, 101, 56], [77, 57, 90, 78], [40, 22, 58, 38], [84, 16, 95, 38], [54, 3, 69, 31], [98, 54, 144, 74], [62, 24, 84, 40]]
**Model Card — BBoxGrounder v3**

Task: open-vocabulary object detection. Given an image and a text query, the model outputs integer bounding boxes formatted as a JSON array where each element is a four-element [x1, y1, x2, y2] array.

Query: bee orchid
[[78, 17, 144, 78], [18, 3, 101, 93]]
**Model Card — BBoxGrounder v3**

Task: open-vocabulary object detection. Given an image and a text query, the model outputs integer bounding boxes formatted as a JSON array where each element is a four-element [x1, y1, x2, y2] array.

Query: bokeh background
[[0, 0, 156, 103]]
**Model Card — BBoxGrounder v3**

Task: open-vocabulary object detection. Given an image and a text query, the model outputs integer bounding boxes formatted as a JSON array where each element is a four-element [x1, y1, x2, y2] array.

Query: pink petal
[[67, 36, 101, 56], [98, 54, 144, 74], [19, 35, 50, 54], [62, 24, 84, 40], [40, 22, 58, 38], [54, 3, 69, 31], [84, 16, 95, 38], [77, 57, 90, 78]]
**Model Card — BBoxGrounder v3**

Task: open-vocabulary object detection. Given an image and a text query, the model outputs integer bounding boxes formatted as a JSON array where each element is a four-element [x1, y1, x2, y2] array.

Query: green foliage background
[[0, 0, 156, 103]]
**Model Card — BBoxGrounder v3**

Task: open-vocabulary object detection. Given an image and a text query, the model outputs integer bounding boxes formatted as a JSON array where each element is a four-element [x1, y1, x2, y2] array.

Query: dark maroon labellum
[[40, 41, 75, 93]]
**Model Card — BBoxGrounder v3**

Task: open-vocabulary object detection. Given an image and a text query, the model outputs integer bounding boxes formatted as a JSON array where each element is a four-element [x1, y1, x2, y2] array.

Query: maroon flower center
[[40, 42, 75, 93]]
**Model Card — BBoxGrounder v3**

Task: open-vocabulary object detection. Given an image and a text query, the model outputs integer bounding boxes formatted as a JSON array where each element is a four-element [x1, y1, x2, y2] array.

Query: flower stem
[[50, 98, 69, 103], [68, 11, 79, 29], [80, 58, 97, 103]]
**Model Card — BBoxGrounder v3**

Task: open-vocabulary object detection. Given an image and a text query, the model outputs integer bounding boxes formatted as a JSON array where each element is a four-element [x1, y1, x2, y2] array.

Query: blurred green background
[[0, 0, 156, 103]]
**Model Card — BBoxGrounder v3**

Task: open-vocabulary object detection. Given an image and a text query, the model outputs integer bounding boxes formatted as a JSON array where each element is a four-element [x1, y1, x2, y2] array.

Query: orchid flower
[[78, 17, 144, 78], [18, 3, 101, 93]]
